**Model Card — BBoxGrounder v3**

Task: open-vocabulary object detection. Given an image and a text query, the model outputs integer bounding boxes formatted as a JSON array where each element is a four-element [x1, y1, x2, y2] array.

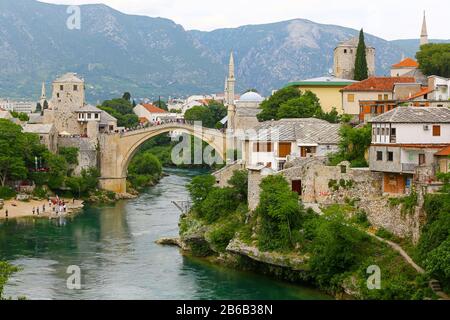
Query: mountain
[[0, 0, 448, 102]]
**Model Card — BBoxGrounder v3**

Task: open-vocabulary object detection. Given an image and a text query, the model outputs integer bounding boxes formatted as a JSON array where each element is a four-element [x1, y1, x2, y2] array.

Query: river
[[0, 169, 330, 300]]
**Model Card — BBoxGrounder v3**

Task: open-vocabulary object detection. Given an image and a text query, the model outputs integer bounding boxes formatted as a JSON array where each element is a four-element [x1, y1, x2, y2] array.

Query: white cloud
[[40, 0, 449, 40]]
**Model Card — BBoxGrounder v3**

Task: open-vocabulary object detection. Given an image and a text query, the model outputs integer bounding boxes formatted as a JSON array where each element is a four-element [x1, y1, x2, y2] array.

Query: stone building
[[22, 123, 58, 153], [333, 37, 375, 80]]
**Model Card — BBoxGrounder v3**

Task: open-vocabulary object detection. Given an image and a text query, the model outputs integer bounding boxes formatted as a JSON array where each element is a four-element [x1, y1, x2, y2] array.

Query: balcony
[[401, 163, 417, 173]]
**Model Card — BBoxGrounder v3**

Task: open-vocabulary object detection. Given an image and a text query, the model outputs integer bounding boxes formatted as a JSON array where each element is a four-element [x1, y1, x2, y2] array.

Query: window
[[87, 113, 91, 119], [253, 142, 273, 152], [387, 152, 394, 162], [344, 49, 347, 53], [432, 125, 441, 137], [377, 127, 380, 135], [347, 94, 355, 102], [60, 85, 64, 91], [376, 151, 383, 161], [57, 93, 60, 98], [95, 113, 99, 119], [378, 94, 382, 100], [74, 85, 78, 91], [381, 128, 385, 135], [384, 94, 389, 100], [419, 154, 426, 165], [278, 142, 292, 157]]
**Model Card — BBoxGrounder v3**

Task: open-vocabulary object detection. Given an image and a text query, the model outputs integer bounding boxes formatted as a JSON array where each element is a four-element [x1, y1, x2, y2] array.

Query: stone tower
[[333, 37, 375, 80], [44, 73, 86, 134], [226, 52, 236, 131], [420, 11, 429, 46]]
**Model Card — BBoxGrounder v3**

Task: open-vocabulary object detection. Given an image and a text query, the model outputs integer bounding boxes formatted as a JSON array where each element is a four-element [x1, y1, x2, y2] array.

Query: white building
[[243, 118, 340, 171], [133, 103, 181, 123], [0, 99, 36, 114], [369, 107, 450, 194]]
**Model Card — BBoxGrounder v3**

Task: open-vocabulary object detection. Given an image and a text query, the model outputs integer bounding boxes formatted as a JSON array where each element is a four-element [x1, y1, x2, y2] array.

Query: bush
[[227, 170, 248, 202], [424, 237, 450, 290], [0, 187, 16, 200], [0, 261, 19, 300], [256, 175, 304, 251], [308, 214, 368, 288], [208, 220, 239, 252], [375, 227, 396, 241], [32, 186, 48, 199], [199, 187, 238, 223], [187, 174, 216, 207]]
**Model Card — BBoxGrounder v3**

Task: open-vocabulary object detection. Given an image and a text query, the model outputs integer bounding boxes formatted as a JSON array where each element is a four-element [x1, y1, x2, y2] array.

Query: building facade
[[369, 107, 450, 194]]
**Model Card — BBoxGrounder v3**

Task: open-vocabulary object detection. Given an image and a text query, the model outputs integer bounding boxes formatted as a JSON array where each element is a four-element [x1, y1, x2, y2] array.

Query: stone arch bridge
[[98, 123, 226, 193]]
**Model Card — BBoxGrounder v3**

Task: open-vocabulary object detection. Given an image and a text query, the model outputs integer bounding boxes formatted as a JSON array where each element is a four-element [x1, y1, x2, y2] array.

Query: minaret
[[225, 52, 236, 106], [40, 82, 46, 107], [420, 11, 428, 46], [226, 52, 236, 131]]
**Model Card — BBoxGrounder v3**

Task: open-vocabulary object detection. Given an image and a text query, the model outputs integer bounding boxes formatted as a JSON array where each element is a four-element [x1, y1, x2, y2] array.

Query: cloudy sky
[[41, 0, 449, 40]]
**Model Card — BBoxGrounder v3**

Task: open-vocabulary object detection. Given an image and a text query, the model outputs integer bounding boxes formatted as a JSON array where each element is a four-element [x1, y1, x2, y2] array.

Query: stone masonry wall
[[58, 137, 98, 175], [247, 158, 424, 240]]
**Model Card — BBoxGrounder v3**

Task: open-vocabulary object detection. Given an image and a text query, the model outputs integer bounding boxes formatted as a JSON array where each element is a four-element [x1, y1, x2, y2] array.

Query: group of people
[[117, 118, 193, 135]]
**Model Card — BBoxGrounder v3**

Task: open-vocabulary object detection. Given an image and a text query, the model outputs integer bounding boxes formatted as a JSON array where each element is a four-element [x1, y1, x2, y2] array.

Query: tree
[[10, 111, 29, 122], [0, 120, 28, 186], [277, 91, 322, 119], [257, 86, 302, 121], [44, 153, 68, 190], [256, 175, 304, 251], [309, 214, 368, 287], [153, 99, 168, 111], [36, 102, 42, 113], [329, 124, 372, 167], [184, 106, 215, 128], [43, 100, 49, 110], [200, 187, 238, 223], [354, 29, 369, 81], [98, 98, 139, 128], [228, 170, 248, 202], [122, 92, 131, 101], [187, 174, 216, 207], [59, 147, 79, 166], [416, 43, 450, 78]]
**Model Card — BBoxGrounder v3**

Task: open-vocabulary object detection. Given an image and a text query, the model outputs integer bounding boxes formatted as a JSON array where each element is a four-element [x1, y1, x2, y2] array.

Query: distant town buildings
[[0, 99, 36, 114], [133, 103, 181, 123]]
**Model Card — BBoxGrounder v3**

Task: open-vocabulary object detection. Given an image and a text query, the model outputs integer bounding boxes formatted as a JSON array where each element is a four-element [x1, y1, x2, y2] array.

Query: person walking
[[32, 207, 35, 215], [5, 209, 8, 218], [37, 207, 39, 216], [43, 204, 45, 213]]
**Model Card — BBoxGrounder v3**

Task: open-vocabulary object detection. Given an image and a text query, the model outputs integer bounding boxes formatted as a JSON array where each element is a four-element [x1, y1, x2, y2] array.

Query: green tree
[[200, 187, 238, 223], [187, 174, 216, 207], [98, 98, 139, 128], [44, 153, 68, 190], [36, 102, 42, 113], [309, 214, 368, 287], [184, 101, 227, 128], [424, 238, 450, 288], [0, 120, 28, 186], [257, 86, 302, 121], [43, 100, 49, 110], [416, 43, 450, 78], [277, 91, 322, 118], [127, 152, 162, 189], [153, 99, 168, 111], [354, 29, 369, 81], [10, 111, 29, 122], [256, 175, 304, 251], [59, 147, 79, 166], [329, 124, 372, 167], [122, 92, 131, 101], [228, 170, 248, 202]]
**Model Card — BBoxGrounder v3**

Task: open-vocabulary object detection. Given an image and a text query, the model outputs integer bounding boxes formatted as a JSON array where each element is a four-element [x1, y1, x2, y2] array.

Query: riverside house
[[368, 107, 450, 194]]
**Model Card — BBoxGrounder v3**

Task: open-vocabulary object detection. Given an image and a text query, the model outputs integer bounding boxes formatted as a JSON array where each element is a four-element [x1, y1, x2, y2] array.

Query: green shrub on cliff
[[200, 187, 239, 223], [0, 261, 19, 300], [256, 175, 304, 251], [187, 174, 216, 207]]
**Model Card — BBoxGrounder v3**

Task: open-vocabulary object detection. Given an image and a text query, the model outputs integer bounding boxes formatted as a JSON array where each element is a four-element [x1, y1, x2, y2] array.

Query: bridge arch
[[98, 123, 226, 193]]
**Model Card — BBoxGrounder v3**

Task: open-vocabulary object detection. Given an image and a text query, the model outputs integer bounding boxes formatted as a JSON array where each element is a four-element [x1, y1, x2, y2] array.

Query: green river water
[[0, 169, 331, 300]]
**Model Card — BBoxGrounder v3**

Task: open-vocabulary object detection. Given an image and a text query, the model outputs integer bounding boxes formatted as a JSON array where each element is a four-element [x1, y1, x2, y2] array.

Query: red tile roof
[[392, 58, 419, 68], [341, 77, 416, 92], [141, 103, 167, 113], [435, 146, 450, 156], [407, 87, 433, 100]]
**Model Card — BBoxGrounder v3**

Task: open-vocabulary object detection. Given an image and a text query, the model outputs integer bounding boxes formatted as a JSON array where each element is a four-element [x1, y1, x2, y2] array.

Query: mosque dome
[[239, 91, 264, 102]]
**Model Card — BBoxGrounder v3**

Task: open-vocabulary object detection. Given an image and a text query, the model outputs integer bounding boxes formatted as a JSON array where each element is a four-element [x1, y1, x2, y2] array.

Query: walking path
[[304, 202, 449, 300]]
